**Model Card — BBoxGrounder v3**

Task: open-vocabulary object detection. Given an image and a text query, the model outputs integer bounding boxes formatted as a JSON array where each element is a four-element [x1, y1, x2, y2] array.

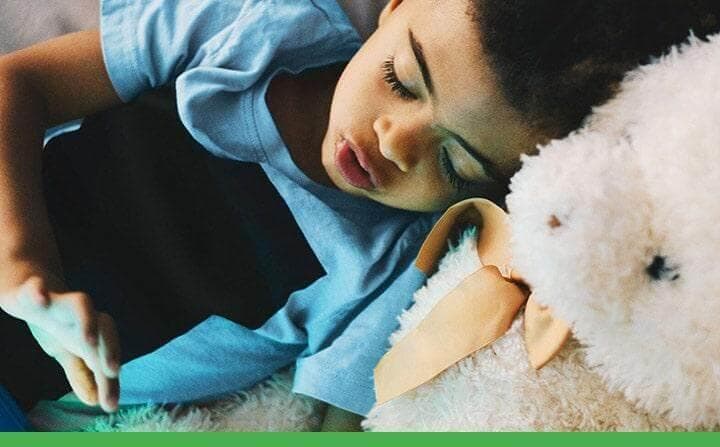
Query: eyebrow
[[409, 30, 434, 97]]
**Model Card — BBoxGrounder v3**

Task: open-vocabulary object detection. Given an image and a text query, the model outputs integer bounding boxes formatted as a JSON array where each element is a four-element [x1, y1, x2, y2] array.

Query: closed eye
[[382, 56, 417, 101], [440, 146, 474, 192]]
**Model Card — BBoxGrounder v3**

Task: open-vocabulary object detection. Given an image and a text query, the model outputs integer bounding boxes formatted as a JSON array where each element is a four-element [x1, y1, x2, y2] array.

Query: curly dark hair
[[472, 0, 720, 137]]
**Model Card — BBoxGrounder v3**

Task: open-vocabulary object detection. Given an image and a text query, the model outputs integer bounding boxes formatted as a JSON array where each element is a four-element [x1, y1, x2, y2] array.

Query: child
[[0, 0, 718, 431]]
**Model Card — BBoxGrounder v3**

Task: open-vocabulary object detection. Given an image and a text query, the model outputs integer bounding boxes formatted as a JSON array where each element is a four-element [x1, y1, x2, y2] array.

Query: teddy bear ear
[[374, 264, 528, 406], [524, 294, 570, 369], [415, 198, 511, 275]]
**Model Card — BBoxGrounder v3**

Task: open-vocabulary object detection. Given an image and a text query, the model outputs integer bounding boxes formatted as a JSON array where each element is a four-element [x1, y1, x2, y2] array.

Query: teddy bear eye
[[646, 255, 680, 281]]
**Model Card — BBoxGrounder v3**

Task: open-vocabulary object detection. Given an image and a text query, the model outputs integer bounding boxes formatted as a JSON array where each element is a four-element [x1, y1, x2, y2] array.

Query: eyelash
[[382, 56, 417, 101], [441, 147, 473, 192]]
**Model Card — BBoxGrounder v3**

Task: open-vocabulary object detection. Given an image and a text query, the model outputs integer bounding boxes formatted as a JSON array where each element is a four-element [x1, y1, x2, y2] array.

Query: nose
[[373, 114, 432, 173]]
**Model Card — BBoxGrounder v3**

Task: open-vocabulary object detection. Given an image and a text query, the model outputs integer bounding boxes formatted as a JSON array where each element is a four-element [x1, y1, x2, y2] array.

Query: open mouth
[[335, 140, 376, 190]]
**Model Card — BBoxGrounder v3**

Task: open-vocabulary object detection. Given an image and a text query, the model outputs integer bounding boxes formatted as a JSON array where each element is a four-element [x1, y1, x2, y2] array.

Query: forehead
[[404, 2, 505, 129], [406, 1, 491, 94]]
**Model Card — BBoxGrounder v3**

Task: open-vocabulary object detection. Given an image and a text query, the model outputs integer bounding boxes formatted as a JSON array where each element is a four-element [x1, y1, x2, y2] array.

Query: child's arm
[[0, 30, 123, 412]]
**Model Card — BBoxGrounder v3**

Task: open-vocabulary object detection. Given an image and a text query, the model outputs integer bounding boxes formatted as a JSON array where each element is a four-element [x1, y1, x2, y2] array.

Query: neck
[[265, 64, 345, 188]]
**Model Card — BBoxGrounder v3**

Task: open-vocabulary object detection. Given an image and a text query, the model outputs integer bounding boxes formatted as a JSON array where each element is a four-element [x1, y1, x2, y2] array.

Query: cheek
[[392, 171, 456, 212], [346, 92, 379, 121]]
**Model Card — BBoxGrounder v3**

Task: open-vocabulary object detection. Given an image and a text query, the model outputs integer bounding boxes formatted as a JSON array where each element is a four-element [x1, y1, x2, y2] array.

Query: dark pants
[[0, 90, 324, 411]]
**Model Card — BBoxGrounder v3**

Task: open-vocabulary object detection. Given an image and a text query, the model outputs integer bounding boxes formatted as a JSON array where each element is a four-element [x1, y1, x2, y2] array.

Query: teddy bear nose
[[646, 255, 680, 281]]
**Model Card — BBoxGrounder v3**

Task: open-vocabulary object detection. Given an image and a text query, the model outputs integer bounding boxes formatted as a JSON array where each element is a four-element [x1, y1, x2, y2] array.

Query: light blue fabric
[[100, 0, 439, 416]]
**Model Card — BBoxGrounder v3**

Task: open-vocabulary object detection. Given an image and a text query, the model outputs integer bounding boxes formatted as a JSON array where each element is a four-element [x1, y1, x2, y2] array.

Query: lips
[[335, 139, 377, 190]]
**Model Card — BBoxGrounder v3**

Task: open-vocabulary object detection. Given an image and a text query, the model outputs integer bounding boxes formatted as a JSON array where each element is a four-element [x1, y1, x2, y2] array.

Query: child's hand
[[0, 274, 121, 413]]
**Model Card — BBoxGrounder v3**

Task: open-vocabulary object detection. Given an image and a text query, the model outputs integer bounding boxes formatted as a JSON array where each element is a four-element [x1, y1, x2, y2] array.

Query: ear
[[378, 0, 404, 27]]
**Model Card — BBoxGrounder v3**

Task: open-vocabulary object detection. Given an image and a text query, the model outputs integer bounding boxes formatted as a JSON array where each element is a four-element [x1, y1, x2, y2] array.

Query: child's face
[[322, 0, 543, 212]]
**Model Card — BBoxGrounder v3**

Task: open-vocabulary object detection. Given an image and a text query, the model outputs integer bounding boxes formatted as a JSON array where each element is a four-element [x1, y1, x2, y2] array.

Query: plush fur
[[81, 369, 326, 432]]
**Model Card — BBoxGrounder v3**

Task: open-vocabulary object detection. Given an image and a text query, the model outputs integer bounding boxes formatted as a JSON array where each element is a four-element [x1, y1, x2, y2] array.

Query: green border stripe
[[1, 432, 720, 447]]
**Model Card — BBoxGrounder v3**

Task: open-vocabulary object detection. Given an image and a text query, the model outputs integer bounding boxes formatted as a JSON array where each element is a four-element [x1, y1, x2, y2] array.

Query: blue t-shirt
[[100, 0, 437, 416]]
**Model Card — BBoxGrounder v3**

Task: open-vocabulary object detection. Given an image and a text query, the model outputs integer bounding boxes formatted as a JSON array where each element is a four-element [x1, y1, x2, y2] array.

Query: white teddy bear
[[364, 33, 720, 431]]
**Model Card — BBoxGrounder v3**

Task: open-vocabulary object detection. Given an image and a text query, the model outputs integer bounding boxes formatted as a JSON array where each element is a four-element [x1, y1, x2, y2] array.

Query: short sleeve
[[99, 0, 361, 161], [100, 0, 243, 102]]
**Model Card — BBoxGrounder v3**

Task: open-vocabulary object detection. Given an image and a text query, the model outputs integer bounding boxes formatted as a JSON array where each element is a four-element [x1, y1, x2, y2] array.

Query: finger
[[104, 378, 120, 413], [95, 313, 121, 412], [79, 313, 120, 413], [97, 312, 121, 378], [92, 365, 119, 413], [63, 338, 115, 413], [57, 353, 98, 406], [60, 291, 99, 347]]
